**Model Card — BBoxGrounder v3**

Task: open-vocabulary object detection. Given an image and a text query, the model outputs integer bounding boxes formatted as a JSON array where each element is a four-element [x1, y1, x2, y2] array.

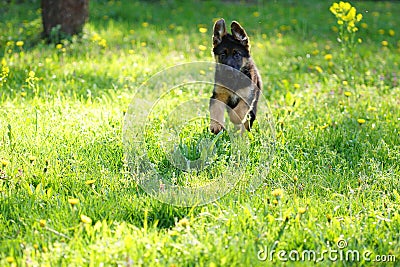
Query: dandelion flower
[[253, 11, 260, 17], [1, 159, 9, 168], [39, 219, 46, 227], [198, 27, 207, 33], [324, 54, 333, 61], [298, 207, 307, 214], [16, 41, 24, 47], [342, 80, 349, 86], [378, 29, 385, 35], [142, 22, 149, 28], [389, 29, 395, 36], [315, 66, 323, 73], [293, 83, 300, 89], [381, 40, 388, 47], [80, 214, 92, 224], [6, 257, 15, 263], [357, 118, 366, 124], [344, 91, 351, 97], [177, 217, 190, 228], [272, 188, 284, 198], [56, 44, 62, 49], [68, 198, 79, 205]]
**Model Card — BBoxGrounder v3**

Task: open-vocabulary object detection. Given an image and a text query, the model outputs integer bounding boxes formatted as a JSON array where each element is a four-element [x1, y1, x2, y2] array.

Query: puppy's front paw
[[210, 120, 224, 134]]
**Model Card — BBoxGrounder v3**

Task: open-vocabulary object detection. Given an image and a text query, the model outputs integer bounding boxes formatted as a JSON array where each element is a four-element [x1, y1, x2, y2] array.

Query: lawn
[[1, 0, 399, 266]]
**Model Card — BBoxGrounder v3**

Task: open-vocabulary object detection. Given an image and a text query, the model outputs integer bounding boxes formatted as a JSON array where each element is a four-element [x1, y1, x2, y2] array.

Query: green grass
[[1, 0, 399, 265]]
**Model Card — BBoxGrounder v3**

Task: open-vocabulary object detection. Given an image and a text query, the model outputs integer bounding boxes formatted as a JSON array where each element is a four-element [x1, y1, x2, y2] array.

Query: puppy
[[209, 18, 262, 134]]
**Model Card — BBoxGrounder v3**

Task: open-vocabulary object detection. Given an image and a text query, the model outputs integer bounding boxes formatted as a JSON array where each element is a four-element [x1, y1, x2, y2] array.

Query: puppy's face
[[212, 19, 250, 71]]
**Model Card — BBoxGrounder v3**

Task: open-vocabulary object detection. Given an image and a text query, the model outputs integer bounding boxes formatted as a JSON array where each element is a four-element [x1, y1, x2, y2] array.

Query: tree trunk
[[41, 0, 89, 40]]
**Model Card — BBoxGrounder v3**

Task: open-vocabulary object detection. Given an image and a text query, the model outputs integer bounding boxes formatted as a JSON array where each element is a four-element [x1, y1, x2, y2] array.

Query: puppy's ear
[[213, 19, 227, 47], [231, 21, 249, 48]]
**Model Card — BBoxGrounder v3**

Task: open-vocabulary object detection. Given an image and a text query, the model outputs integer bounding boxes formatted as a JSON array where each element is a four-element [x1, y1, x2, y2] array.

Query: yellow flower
[[29, 155, 36, 163], [344, 91, 351, 97], [85, 179, 96, 185], [6, 256, 15, 263], [128, 49, 134, 54], [357, 119, 366, 124], [98, 39, 107, 48], [68, 198, 79, 205], [198, 45, 207, 51], [39, 219, 46, 227], [293, 176, 298, 182], [324, 54, 333, 61], [378, 29, 385, 35], [80, 214, 92, 224], [56, 44, 63, 49], [293, 83, 300, 89], [1, 159, 9, 167], [389, 29, 395, 36], [140, 42, 147, 47], [342, 80, 349, 86], [16, 40, 24, 47], [142, 22, 149, 27], [272, 188, 284, 198], [198, 27, 207, 33], [367, 107, 377, 112], [361, 23, 368, 29], [319, 124, 329, 130], [253, 11, 260, 17], [298, 207, 307, 214], [381, 40, 388, 47], [343, 7, 356, 21], [315, 66, 323, 73], [21, 92, 27, 97], [177, 217, 190, 228], [339, 1, 351, 11]]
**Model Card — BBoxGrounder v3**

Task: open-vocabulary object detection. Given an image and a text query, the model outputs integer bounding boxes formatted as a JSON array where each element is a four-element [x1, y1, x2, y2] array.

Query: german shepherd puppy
[[209, 18, 262, 134]]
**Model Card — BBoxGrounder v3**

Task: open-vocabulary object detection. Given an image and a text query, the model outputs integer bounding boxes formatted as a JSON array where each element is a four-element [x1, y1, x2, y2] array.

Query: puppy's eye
[[219, 52, 226, 58]]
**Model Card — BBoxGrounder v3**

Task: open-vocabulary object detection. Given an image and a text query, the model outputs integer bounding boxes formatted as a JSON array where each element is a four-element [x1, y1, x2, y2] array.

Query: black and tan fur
[[209, 18, 262, 134]]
